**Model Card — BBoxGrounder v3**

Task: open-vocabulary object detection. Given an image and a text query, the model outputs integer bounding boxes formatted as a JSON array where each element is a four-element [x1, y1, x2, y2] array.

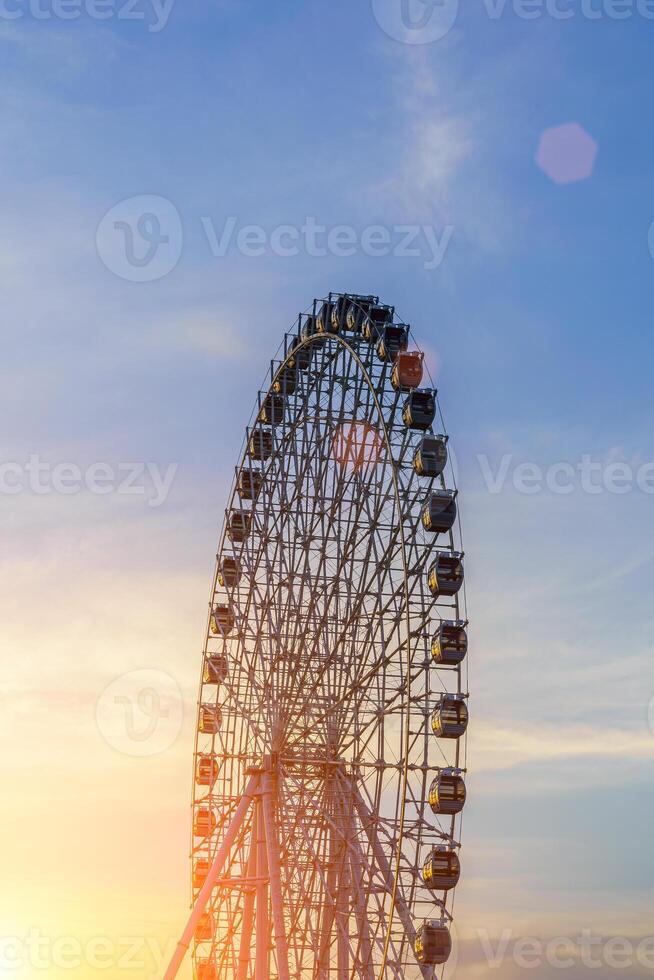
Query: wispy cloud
[[142, 308, 251, 359], [470, 721, 654, 773]]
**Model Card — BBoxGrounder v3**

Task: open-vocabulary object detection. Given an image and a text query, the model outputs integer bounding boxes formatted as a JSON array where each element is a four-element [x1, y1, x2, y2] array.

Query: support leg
[[317, 779, 338, 978], [339, 780, 374, 980], [335, 786, 351, 980], [255, 796, 270, 980], [163, 774, 259, 980], [237, 805, 259, 980], [261, 771, 291, 980]]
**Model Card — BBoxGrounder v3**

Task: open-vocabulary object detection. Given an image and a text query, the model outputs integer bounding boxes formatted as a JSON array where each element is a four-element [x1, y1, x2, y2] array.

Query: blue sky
[[1, 1, 653, 978]]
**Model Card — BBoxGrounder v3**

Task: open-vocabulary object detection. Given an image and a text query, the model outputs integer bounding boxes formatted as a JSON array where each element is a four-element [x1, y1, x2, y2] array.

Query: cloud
[[142, 308, 251, 359], [356, 44, 515, 255], [469, 721, 654, 774]]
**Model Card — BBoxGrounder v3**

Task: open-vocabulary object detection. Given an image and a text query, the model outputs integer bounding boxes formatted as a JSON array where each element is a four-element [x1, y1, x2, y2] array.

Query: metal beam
[[163, 774, 259, 980], [261, 771, 291, 980]]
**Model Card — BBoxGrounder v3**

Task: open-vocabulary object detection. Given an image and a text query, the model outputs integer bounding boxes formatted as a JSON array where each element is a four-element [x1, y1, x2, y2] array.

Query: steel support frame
[[164, 771, 290, 980], [166, 766, 428, 979]]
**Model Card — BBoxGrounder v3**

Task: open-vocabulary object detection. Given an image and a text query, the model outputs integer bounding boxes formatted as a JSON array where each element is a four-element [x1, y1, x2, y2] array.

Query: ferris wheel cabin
[[227, 509, 252, 543], [198, 705, 222, 735], [217, 556, 240, 589], [238, 467, 263, 500], [377, 324, 409, 362], [288, 333, 312, 371], [345, 295, 378, 332], [413, 433, 448, 477], [429, 770, 467, 815], [422, 490, 458, 535], [431, 694, 469, 739], [403, 389, 437, 430], [431, 621, 468, 666], [203, 654, 228, 685], [195, 754, 218, 787], [196, 958, 218, 980], [361, 304, 393, 341], [391, 350, 425, 391], [193, 858, 210, 890], [195, 913, 214, 944], [414, 921, 452, 966], [273, 365, 297, 395], [259, 393, 285, 427], [210, 604, 234, 636], [427, 552, 465, 598], [422, 847, 461, 891], [193, 806, 217, 838]]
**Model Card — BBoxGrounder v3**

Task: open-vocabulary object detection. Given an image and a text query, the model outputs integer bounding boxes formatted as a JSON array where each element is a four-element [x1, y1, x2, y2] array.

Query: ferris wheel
[[164, 293, 470, 980]]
